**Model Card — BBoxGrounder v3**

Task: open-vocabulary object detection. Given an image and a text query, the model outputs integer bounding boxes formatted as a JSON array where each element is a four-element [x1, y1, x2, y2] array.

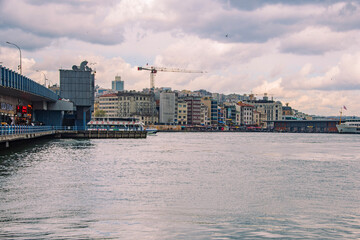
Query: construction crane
[[138, 66, 205, 92]]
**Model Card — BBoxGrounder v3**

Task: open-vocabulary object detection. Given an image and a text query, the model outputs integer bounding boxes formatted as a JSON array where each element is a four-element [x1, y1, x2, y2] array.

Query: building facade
[[224, 103, 237, 126], [201, 97, 218, 125], [244, 94, 282, 127], [236, 102, 254, 125], [60, 61, 95, 127], [200, 104, 210, 126], [177, 101, 187, 125], [112, 76, 124, 92], [159, 91, 177, 124], [183, 96, 201, 125], [98, 91, 157, 125]]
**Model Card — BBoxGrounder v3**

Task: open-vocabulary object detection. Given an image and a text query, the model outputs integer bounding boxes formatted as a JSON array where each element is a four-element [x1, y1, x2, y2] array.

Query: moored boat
[[145, 128, 158, 135], [87, 117, 145, 131], [336, 119, 360, 133]]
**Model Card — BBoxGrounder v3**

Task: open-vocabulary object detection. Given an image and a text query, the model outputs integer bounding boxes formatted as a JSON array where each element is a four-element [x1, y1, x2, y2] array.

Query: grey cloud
[[0, 0, 124, 50], [154, 0, 360, 48], [24, 0, 116, 8], [0, 28, 52, 50], [315, 83, 360, 91], [320, 3, 360, 32], [1, 0, 360, 54], [222, 0, 343, 10]]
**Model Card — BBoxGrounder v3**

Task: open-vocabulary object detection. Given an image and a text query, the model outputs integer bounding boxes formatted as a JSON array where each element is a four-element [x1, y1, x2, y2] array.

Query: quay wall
[[0, 131, 55, 150], [0, 130, 147, 150], [55, 130, 147, 139]]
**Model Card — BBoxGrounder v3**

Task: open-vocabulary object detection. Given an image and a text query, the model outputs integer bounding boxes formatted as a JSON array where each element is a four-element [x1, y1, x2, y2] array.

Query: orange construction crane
[[138, 66, 205, 92]]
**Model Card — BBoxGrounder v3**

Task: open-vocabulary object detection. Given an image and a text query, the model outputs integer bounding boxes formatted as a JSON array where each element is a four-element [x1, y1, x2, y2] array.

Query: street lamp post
[[36, 70, 47, 87], [6, 41, 22, 75]]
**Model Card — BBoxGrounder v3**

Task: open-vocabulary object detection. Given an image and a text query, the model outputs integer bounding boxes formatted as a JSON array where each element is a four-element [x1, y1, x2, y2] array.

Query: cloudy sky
[[1, 0, 360, 116]]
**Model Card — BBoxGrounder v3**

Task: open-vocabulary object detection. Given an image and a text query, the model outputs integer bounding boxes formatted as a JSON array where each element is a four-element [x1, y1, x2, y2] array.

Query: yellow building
[[177, 101, 187, 125]]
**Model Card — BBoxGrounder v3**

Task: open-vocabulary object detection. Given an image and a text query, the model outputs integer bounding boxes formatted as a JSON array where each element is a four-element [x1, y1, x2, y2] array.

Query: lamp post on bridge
[[36, 70, 48, 87], [6, 41, 22, 75]]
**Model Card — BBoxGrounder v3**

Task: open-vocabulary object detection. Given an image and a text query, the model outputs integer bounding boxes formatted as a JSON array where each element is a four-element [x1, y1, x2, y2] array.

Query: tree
[[94, 110, 106, 117]]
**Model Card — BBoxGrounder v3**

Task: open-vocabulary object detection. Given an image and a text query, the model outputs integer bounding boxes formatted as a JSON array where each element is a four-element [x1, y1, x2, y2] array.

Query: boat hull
[[146, 129, 158, 135], [336, 124, 360, 133]]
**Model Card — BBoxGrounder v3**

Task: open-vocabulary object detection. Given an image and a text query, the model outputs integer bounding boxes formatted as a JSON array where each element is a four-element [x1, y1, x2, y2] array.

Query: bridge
[[0, 65, 72, 126], [0, 65, 58, 101]]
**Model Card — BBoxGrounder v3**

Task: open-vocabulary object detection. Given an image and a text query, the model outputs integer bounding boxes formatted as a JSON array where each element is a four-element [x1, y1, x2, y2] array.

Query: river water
[[0, 132, 359, 239]]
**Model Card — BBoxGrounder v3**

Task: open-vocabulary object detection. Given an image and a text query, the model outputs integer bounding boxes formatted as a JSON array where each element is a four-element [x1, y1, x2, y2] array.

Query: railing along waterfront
[[0, 125, 143, 136], [0, 126, 78, 135]]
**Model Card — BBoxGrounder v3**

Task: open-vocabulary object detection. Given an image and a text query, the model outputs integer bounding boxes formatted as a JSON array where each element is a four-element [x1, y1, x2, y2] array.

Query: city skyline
[[1, 0, 360, 116]]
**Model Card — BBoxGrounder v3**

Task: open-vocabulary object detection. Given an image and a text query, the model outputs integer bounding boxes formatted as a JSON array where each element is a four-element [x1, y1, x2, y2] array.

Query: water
[[0, 132, 359, 239]]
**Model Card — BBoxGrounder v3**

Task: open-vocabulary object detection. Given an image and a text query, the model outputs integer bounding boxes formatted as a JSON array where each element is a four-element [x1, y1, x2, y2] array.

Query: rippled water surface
[[1, 132, 360, 239]]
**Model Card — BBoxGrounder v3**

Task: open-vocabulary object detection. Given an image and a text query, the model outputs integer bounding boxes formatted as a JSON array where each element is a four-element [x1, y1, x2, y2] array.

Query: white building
[[236, 102, 254, 125], [244, 94, 283, 126], [159, 91, 177, 124], [200, 103, 210, 126], [98, 91, 157, 125]]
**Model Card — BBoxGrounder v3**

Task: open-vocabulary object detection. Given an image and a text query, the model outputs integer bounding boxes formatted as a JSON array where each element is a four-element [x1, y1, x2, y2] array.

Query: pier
[[55, 130, 147, 139], [0, 126, 147, 149]]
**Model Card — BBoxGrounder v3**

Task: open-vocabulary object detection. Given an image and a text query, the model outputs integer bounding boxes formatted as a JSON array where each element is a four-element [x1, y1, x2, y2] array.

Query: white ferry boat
[[336, 119, 360, 134], [87, 117, 145, 131]]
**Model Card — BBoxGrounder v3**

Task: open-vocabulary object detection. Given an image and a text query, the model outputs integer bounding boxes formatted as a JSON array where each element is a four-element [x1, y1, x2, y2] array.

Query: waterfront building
[[60, 61, 95, 127], [201, 97, 218, 125], [253, 110, 261, 126], [159, 91, 177, 124], [112, 76, 124, 92], [177, 101, 187, 125], [183, 96, 201, 125], [217, 106, 226, 127], [98, 91, 157, 125], [224, 103, 237, 126], [236, 102, 254, 126], [200, 103, 210, 126], [282, 103, 296, 120], [244, 93, 282, 127], [271, 120, 339, 133]]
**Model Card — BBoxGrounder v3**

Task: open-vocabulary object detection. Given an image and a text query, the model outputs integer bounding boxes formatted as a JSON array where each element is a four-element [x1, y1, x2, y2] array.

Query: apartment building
[[244, 94, 282, 125], [177, 101, 187, 125], [201, 97, 218, 125], [200, 104, 210, 126], [183, 96, 201, 125], [236, 102, 254, 125], [159, 91, 177, 124], [98, 91, 157, 125]]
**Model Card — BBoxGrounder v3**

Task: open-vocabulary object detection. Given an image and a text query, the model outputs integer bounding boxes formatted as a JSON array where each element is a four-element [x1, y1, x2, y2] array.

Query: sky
[[1, 0, 360, 116]]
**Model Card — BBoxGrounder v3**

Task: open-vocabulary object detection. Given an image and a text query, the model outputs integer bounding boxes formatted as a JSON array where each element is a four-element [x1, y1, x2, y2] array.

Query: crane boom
[[138, 66, 205, 92]]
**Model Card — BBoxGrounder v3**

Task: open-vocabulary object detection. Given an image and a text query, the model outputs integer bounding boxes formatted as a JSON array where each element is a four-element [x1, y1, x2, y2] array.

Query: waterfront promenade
[[0, 126, 147, 149]]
